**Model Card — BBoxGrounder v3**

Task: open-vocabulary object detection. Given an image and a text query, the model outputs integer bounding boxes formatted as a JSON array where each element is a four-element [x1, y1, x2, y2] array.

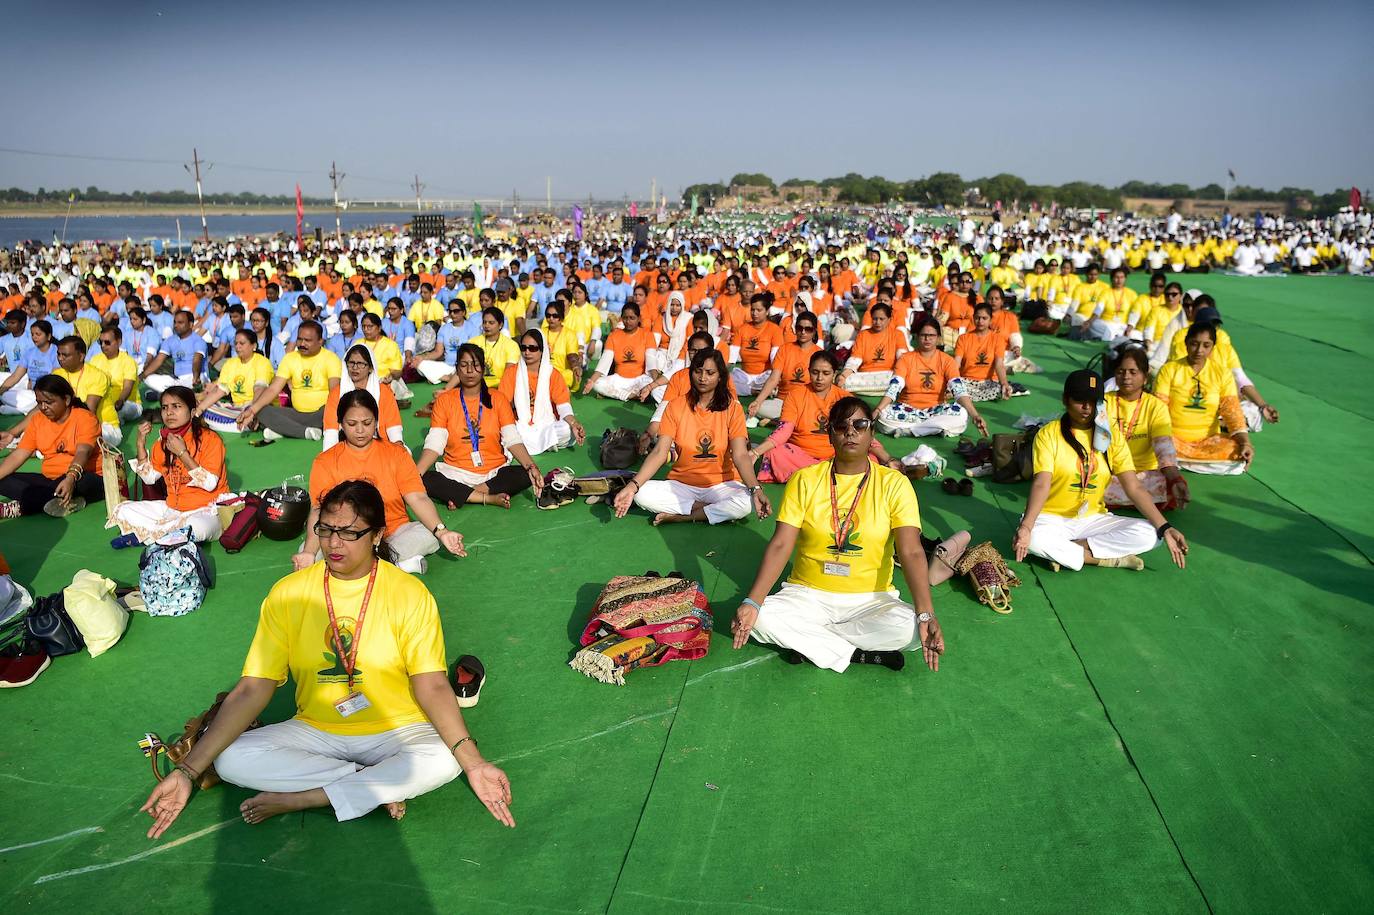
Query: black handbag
[[26, 593, 85, 657], [991, 428, 1039, 484], [599, 427, 639, 470]]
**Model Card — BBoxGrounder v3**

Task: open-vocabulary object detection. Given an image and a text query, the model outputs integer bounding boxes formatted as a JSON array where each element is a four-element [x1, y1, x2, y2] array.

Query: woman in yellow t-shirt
[[1153, 322, 1254, 474], [730, 395, 944, 674], [1013, 370, 1188, 573], [197, 328, 274, 433], [1102, 348, 1189, 510], [139, 480, 514, 836]]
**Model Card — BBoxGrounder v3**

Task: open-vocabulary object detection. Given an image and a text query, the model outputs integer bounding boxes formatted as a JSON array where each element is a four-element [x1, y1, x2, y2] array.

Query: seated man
[[236, 321, 341, 441], [140, 310, 206, 395], [730, 396, 945, 674]]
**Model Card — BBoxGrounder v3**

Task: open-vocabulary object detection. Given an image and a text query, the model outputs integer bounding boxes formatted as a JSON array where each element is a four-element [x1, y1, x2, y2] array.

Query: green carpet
[[1, 275, 1370, 913]]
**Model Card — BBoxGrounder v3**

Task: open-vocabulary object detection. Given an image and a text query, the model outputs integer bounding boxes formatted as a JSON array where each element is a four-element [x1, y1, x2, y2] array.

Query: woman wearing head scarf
[[321, 344, 404, 450], [496, 329, 585, 456]]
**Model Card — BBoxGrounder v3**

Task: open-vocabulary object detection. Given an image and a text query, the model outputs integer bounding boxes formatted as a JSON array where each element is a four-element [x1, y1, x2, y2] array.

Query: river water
[[0, 210, 424, 250]]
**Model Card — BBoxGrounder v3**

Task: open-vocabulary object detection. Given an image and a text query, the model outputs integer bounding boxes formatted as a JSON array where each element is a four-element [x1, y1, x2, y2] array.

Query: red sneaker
[[0, 644, 51, 688]]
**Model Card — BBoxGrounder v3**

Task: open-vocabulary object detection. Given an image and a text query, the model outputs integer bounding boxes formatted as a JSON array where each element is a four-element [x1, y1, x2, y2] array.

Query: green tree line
[[684, 173, 1356, 216], [0, 186, 331, 205]]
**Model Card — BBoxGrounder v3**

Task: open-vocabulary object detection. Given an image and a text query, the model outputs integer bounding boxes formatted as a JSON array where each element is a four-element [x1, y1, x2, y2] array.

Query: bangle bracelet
[[450, 736, 474, 754], [740, 597, 762, 611], [174, 762, 199, 782], [1156, 522, 1174, 540]]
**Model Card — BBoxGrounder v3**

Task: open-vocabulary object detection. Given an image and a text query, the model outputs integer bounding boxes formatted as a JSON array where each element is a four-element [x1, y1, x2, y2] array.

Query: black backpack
[[599, 427, 639, 470]]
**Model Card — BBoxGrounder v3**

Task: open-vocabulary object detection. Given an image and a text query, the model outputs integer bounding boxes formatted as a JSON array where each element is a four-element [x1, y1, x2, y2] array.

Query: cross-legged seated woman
[[415, 344, 543, 510], [138, 481, 514, 836], [730, 396, 945, 673], [1153, 322, 1254, 475], [1013, 370, 1190, 572], [0, 374, 104, 519], [1102, 347, 1190, 510], [112, 385, 230, 545], [497, 329, 586, 456], [612, 348, 769, 526], [297, 390, 467, 575]]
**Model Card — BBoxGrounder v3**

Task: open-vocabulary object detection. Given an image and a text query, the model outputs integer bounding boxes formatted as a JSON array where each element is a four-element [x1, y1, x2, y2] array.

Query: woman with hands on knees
[[295, 390, 466, 576], [140, 480, 513, 839], [730, 396, 944, 673], [612, 347, 770, 526], [1013, 369, 1189, 573]]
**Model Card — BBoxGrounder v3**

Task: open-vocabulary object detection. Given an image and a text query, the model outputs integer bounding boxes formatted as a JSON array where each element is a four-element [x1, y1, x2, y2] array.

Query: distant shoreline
[[0, 205, 414, 219]]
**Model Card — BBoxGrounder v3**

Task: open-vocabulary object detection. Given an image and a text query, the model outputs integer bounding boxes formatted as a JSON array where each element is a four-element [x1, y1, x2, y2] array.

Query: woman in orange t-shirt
[[714, 274, 746, 340], [113, 385, 230, 545], [953, 303, 1012, 401], [416, 343, 544, 510], [297, 389, 465, 574], [751, 350, 846, 483], [747, 311, 820, 423], [0, 374, 103, 519], [497, 328, 585, 455], [729, 295, 784, 395], [321, 344, 404, 449], [839, 302, 907, 394], [583, 302, 657, 400], [874, 317, 987, 439], [614, 348, 769, 526]]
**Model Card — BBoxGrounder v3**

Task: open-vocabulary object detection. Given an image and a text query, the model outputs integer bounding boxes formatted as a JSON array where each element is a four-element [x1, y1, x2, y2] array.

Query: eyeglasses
[[1166, 291, 1182, 297], [345, 360, 370, 370], [448, 309, 464, 314], [313, 522, 375, 541], [520, 343, 541, 353], [831, 419, 873, 433]]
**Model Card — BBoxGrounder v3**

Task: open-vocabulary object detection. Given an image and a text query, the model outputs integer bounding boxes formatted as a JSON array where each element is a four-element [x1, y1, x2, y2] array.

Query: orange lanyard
[[829, 466, 870, 552], [1077, 450, 1098, 503], [323, 562, 377, 691], [1114, 395, 1145, 439]]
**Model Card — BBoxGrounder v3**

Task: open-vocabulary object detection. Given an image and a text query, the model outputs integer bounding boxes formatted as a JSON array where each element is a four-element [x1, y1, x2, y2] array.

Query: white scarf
[[513, 342, 555, 428], [662, 292, 691, 359], [340, 344, 382, 403]]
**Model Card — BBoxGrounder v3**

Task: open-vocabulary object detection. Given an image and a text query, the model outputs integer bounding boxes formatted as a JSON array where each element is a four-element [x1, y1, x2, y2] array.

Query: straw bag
[[98, 440, 129, 520], [953, 541, 1021, 614], [139, 691, 262, 790]]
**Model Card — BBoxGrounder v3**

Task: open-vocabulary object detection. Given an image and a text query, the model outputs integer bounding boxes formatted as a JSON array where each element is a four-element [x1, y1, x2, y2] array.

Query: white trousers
[[730, 368, 769, 396], [842, 370, 892, 395], [1086, 318, 1127, 341], [118, 400, 144, 422], [387, 520, 442, 564], [144, 372, 195, 394], [416, 359, 454, 385], [101, 422, 123, 448], [0, 372, 35, 415], [514, 419, 572, 456], [214, 719, 461, 822], [750, 583, 916, 673], [634, 479, 751, 524], [1027, 512, 1159, 571], [1179, 459, 1247, 476], [1241, 400, 1264, 433], [593, 373, 651, 401], [754, 397, 783, 421]]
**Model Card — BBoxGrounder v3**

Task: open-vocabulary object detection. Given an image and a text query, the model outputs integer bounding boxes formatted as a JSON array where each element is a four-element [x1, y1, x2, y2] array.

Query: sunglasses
[[449, 308, 464, 314], [831, 418, 873, 433], [313, 521, 376, 542], [520, 343, 541, 353]]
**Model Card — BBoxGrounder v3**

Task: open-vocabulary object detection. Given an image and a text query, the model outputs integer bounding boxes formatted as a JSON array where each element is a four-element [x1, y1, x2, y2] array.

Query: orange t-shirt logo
[[695, 433, 717, 459]]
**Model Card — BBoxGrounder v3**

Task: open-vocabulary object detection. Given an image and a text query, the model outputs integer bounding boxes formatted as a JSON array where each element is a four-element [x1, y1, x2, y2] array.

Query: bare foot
[[386, 801, 407, 820], [486, 493, 511, 509], [652, 512, 688, 526], [240, 790, 319, 825]]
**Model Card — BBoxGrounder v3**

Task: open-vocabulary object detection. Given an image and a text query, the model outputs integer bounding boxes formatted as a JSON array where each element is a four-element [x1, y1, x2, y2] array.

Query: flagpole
[[61, 193, 76, 244]]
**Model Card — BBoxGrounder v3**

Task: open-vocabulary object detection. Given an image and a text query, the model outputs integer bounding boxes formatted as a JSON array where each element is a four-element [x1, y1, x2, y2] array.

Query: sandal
[[941, 478, 960, 495], [958, 479, 974, 497]]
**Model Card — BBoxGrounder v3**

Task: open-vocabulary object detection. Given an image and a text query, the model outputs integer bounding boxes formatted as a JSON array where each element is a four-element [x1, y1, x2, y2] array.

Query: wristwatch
[[917, 612, 933, 624], [432, 521, 447, 535]]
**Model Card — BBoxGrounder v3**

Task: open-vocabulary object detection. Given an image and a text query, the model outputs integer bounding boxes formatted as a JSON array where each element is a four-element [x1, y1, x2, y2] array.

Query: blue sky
[[3, 0, 1370, 200]]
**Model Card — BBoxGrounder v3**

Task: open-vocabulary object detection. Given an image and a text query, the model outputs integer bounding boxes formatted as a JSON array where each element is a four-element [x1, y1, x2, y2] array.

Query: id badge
[[471, 450, 484, 467], [334, 690, 371, 718], [823, 561, 851, 577]]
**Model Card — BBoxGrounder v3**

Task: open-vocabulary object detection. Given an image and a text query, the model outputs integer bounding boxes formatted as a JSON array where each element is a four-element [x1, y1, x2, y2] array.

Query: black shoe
[[450, 655, 485, 708], [781, 648, 806, 665], [537, 468, 577, 510]]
